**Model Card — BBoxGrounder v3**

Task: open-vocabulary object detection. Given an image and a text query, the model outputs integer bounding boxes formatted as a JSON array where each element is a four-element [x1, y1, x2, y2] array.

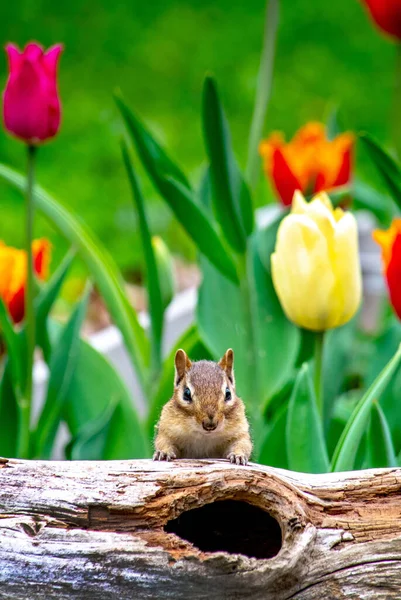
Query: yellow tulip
[[271, 191, 362, 331]]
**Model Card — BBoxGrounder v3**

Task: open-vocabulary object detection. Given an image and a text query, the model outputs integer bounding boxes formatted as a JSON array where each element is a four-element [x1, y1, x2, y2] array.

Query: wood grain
[[1, 457, 400, 599]]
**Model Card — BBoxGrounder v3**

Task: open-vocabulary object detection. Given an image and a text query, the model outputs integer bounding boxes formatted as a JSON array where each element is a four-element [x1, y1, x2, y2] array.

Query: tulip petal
[[331, 213, 362, 327], [43, 44, 63, 75], [5, 44, 22, 73], [272, 214, 336, 330], [272, 148, 303, 207], [386, 234, 401, 320], [23, 42, 44, 61]]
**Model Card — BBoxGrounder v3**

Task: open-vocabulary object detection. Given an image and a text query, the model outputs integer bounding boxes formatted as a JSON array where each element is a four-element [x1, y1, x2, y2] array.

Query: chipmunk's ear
[[219, 348, 234, 384], [175, 349, 192, 385]]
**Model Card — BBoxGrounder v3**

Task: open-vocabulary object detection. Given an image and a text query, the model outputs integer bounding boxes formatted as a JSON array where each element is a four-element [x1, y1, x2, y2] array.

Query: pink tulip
[[2, 42, 63, 145]]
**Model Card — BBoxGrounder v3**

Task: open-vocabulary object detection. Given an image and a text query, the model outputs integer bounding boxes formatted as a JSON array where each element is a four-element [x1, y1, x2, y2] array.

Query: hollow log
[[1, 457, 401, 599]]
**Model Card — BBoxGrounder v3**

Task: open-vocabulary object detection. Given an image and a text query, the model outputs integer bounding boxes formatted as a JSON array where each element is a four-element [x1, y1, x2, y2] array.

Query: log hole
[[164, 500, 282, 559]]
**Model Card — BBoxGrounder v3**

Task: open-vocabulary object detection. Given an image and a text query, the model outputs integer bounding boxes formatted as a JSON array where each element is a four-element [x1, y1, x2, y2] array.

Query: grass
[[0, 0, 397, 284]]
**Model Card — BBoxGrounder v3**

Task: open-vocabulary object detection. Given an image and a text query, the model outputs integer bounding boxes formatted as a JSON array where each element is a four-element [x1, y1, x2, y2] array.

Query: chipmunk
[[153, 348, 252, 465]]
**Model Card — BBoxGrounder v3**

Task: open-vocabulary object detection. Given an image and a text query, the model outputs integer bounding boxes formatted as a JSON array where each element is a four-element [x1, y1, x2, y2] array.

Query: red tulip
[[361, 0, 401, 41], [3, 42, 63, 145], [259, 123, 354, 207], [373, 219, 401, 320]]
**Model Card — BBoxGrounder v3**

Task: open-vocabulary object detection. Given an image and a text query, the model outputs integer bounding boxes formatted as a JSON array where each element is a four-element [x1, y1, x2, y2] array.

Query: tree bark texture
[[1, 457, 401, 599]]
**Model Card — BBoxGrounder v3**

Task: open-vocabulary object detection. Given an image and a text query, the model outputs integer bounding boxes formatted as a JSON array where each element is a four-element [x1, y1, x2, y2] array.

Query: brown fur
[[153, 349, 252, 465]]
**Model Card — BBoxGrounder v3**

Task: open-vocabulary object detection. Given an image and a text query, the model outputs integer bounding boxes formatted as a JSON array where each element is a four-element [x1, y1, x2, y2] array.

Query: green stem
[[393, 42, 401, 160], [314, 331, 325, 418], [245, 0, 279, 190], [17, 144, 37, 458]]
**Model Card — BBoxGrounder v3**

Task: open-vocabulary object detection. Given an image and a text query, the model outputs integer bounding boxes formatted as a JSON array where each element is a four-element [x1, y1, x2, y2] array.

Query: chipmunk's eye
[[225, 387, 232, 401], [183, 387, 192, 402]]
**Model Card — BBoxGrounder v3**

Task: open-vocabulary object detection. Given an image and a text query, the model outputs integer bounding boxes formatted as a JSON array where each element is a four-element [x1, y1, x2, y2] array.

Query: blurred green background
[[0, 0, 397, 283]]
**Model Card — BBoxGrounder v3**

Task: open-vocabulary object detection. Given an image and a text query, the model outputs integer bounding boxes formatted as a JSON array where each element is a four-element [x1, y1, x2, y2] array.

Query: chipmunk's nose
[[202, 417, 217, 431]]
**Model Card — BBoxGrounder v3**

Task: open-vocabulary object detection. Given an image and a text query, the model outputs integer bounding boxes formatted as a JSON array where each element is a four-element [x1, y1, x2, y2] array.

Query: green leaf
[[64, 337, 149, 459], [286, 364, 329, 473], [33, 288, 90, 458], [352, 179, 394, 226], [152, 236, 175, 311], [366, 402, 397, 469], [115, 92, 189, 190], [202, 76, 251, 251], [359, 133, 401, 212], [160, 176, 239, 284], [258, 403, 288, 468], [121, 141, 164, 375], [146, 324, 212, 437], [0, 359, 18, 457], [115, 94, 238, 284], [331, 344, 401, 472], [0, 298, 24, 399], [35, 250, 75, 364], [0, 163, 149, 394]]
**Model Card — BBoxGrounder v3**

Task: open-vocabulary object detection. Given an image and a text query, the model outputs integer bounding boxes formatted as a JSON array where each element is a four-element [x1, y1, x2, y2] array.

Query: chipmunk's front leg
[[153, 430, 178, 461], [225, 435, 252, 466]]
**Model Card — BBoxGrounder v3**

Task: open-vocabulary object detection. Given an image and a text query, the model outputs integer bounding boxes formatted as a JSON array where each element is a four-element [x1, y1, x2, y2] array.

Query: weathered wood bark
[[1, 457, 401, 599]]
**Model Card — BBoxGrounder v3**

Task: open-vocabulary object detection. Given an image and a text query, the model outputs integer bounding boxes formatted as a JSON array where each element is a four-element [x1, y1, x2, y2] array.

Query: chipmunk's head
[[172, 348, 237, 435]]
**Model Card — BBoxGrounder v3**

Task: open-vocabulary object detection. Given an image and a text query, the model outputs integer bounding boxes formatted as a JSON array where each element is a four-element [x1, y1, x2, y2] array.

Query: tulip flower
[[271, 191, 362, 331], [259, 123, 354, 206], [360, 0, 401, 41], [3, 42, 63, 144], [2, 41, 62, 457], [373, 219, 401, 320], [0, 239, 51, 324]]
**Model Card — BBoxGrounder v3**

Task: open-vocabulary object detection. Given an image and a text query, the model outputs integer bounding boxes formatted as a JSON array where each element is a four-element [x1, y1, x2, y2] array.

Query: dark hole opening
[[164, 500, 282, 559]]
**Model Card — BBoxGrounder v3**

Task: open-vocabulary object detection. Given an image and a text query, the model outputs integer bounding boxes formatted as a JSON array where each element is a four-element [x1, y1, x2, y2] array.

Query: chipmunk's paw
[[153, 450, 177, 462], [227, 453, 248, 466]]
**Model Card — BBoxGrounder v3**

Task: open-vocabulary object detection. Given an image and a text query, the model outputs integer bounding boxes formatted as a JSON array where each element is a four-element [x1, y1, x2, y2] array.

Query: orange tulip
[[373, 219, 401, 320], [259, 122, 354, 206], [0, 239, 51, 323]]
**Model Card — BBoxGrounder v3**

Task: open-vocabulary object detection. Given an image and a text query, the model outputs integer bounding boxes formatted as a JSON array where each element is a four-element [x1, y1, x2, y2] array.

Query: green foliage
[[331, 345, 401, 472], [0, 163, 150, 396], [115, 95, 239, 284], [202, 77, 252, 251], [365, 402, 397, 469], [64, 340, 150, 460], [33, 287, 90, 459], [286, 364, 329, 473], [121, 141, 165, 376]]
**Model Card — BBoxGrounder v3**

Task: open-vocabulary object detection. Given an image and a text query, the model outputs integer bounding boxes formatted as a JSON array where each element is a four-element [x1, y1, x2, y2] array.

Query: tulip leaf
[[64, 335, 149, 460], [114, 92, 190, 190], [0, 163, 149, 395], [160, 176, 239, 284], [33, 287, 90, 459], [202, 76, 252, 251], [359, 133, 401, 212], [115, 94, 239, 284], [146, 324, 212, 437], [365, 402, 397, 469], [121, 141, 164, 376], [286, 363, 329, 473], [152, 236, 175, 311], [0, 360, 19, 457], [35, 249, 75, 364], [331, 344, 401, 472], [258, 403, 288, 468]]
